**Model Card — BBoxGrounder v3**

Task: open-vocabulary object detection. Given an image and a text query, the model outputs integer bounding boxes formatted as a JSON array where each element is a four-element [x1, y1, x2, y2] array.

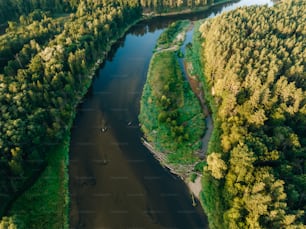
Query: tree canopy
[[198, 0, 306, 227], [0, 0, 142, 224], [140, 0, 219, 13]]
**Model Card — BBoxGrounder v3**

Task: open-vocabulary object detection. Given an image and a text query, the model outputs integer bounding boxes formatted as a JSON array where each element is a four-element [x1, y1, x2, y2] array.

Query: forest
[[0, 0, 77, 24], [196, 0, 306, 228], [0, 0, 227, 24], [140, 0, 224, 12], [4, 0, 301, 228], [0, 0, 231, 227], [0, 0, 141, 227]]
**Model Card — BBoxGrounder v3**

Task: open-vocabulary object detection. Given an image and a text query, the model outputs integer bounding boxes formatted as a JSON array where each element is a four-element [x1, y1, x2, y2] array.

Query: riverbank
[[2, 0, 237, 222], [142, 139, 203, 201], [196, 1, 305, 228], [0, 0, 270, 227], [3, 5, 212, 225], [4, 17, 142, 228], [7, 137, 70, 228], [77, 18, 143, 97]]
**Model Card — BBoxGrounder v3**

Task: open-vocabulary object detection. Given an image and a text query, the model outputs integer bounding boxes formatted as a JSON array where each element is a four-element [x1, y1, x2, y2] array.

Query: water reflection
[[69, 0, 274, 228]]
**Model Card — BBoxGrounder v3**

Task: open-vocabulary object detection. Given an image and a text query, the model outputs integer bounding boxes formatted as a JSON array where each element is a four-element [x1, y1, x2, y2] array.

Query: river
[[69, 1, 274, 228]]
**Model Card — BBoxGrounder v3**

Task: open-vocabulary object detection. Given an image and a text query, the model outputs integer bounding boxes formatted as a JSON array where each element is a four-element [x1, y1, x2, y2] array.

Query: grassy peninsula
[[139, 20, 205, 177]]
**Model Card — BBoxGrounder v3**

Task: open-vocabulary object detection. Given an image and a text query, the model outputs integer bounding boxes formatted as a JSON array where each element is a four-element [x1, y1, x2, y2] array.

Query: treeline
[[197, 0, 305, 228], [0, 0, 141, 225], [0, 10, 65, 73], [140, 0, 222, 12], [0, 0, 79, 24], [0, 0, 230, 24]]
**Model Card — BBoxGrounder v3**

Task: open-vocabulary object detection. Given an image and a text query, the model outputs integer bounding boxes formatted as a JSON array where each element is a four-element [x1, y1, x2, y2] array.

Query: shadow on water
[[69, 0, 274, 228], [69, 18, 208, 229]]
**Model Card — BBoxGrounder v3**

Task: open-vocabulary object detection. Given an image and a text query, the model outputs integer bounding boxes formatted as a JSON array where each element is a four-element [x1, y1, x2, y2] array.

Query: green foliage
[[190, 173, 197, 183], [140, 0, 226, 13], [197, 0, 306, 227], [194, 161, 206, 172], [156, 20, 189, 49], [0, 0, 142, 227], [200, 172, 226, 229], [0, 216, 21, 229], [0, 0, 75, 24], [139, 48, 205, 164], [7, 139, 70, 229]]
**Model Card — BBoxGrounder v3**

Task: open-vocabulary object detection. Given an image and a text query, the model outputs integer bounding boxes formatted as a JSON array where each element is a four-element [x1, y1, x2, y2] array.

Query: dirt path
[[155, 45, 180, 53]]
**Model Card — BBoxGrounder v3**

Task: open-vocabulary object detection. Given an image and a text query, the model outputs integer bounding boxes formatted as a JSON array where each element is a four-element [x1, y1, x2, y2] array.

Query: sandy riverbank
[[142, 140, 202, 202]]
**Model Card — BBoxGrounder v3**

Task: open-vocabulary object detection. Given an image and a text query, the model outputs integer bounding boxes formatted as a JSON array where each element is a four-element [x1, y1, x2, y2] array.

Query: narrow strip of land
[[139, 21, 208, 204]]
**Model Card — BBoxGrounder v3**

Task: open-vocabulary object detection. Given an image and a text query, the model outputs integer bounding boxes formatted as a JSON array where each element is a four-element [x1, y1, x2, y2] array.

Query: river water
[[69, 1, 274, 228]]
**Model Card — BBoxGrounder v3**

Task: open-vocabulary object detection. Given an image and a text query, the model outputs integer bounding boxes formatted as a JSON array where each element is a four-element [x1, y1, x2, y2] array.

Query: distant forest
[[140, 0, 217, 12], [198, 0, 306, 228], [0, 0, 77, 24], [0, 0, 225, 24]]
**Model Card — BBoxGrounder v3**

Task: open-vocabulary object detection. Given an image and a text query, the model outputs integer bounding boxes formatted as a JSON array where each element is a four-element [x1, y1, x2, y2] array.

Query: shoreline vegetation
[[4, 18, 142, 229], [0, 0, 236, 228], [0, 1, 143, 228], [198, 1, 306, 228], [139, 20, 206, 203]]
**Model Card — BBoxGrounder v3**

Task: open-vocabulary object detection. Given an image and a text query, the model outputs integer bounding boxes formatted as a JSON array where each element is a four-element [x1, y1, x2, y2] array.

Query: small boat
[[102, 159, 108, 165], [127, 121, 132, 126]]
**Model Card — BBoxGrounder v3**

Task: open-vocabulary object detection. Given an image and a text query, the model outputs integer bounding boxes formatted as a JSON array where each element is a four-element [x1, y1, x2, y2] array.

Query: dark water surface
[[69, 1, 273, 228]]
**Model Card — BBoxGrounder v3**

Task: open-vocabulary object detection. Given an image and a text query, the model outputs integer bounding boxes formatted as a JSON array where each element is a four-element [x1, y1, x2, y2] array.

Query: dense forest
[[0, 0, 235, 226], [0, 0, 78, 24], [0, 0, 141, 227], [140, 0, 223, 12], [196, 0, 306, 228], [5, 0, 303, 228], [0, 0, 227, 24]]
